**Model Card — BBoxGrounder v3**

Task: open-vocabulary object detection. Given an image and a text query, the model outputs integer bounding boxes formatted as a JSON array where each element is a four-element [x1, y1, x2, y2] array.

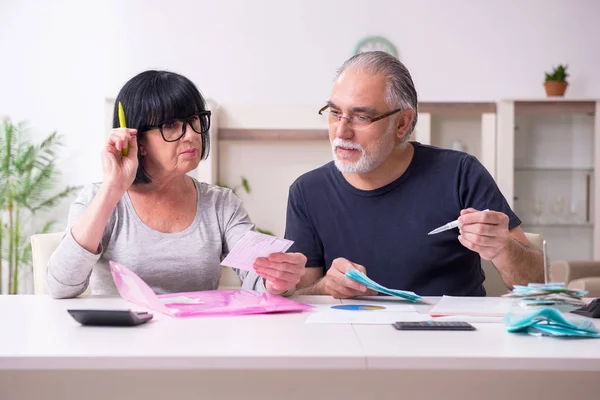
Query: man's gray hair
[[335, 51, 418, 135]]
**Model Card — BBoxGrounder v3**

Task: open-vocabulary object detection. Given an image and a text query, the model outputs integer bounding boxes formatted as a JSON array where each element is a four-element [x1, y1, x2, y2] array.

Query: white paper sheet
[[428, 296, 515, 317], [305, 303, 417, 325], [305, 307, 504, 325], [221, 231, 294, 272], [305, 310, 426, 325]]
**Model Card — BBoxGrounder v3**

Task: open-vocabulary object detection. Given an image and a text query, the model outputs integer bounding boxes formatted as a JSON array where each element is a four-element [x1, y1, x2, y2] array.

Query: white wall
[[219, 140, 332, 236], [1, 0, 600, 237]]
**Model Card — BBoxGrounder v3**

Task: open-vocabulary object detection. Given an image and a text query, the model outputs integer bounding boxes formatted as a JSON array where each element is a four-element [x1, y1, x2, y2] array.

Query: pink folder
[[109, 261, 313, 317]]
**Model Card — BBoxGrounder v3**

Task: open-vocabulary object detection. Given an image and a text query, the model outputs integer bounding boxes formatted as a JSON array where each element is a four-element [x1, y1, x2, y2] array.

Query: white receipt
[[221, 231, 294, 272]]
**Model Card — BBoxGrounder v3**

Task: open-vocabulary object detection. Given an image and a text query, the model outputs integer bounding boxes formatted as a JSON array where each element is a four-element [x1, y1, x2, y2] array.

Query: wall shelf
[[218, 102, 496, 141], [220, 129, 328, 141], [514, 100, 596, 116], [418, 102, 496, 116]]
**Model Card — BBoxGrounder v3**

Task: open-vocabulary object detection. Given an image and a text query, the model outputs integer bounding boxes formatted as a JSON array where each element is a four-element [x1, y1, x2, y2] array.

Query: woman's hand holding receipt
[[254, 252, 307, 295]]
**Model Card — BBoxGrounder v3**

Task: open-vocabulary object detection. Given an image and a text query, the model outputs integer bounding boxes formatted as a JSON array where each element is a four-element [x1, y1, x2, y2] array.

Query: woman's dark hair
[[112, 70, 210, 184]]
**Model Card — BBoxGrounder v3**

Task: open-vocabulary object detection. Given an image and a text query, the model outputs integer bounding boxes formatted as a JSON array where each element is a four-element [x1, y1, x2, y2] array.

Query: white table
[[1, 295, 599, 400]]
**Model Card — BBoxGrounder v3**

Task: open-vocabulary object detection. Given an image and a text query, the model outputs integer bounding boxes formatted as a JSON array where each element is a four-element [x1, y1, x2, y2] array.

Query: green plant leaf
[[256, 228, 274, 236], [0, 118, 79, 293], [545, 64, 569, 82], [241, 177, 251, 193], [29, 185, 81, 213]]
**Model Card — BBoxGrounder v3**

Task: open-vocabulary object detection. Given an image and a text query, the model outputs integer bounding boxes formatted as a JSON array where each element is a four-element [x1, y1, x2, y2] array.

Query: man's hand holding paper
[[316, 257, 378, 299]]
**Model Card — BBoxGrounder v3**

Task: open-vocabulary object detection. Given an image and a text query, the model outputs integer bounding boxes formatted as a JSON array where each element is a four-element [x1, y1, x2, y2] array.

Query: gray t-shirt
[[46, 179, 269, 298]]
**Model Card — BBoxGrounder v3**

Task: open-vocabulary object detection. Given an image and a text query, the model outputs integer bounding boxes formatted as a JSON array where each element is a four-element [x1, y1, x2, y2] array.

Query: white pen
[[427, 209, 489, 235]]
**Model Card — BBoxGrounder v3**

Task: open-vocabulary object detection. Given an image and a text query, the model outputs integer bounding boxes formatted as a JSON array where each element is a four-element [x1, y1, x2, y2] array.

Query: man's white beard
[[331, 126, 396, 174]]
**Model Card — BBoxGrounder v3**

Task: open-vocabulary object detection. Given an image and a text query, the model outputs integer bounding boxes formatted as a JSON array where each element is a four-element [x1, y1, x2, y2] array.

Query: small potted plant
[[544, 64, 569, 97]]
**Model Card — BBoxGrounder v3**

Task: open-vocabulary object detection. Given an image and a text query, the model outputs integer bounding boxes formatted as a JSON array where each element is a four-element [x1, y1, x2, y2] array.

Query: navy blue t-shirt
[[284, 142, 521, 296]]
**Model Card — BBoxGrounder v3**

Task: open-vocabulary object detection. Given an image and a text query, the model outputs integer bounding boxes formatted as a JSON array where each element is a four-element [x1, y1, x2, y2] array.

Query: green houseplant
[[0, 117, 80, 294], [544, 64, 569, 97]]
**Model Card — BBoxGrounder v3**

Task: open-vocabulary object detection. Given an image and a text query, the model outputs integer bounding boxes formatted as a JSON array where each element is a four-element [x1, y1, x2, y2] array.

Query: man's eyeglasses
[[318, 105, 403, 128], [142, 111, 211, 142]]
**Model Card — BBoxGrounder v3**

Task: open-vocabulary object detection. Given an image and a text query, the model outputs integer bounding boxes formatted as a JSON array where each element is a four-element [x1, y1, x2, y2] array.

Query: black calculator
[[392, 321, 476, 331], [68, 309, 153, 327]]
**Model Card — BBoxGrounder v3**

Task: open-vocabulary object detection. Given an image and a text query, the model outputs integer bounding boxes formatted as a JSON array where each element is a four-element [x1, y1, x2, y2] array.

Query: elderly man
[[284, 51, 543, 298]]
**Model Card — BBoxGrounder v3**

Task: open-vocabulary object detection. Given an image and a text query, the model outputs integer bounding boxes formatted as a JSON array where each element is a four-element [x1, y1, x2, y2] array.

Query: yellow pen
[[118, 102, 129, 156]]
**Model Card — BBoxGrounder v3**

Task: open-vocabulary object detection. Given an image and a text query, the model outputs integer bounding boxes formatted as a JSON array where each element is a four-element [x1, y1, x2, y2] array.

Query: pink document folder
[[109, 261, 313, 317]]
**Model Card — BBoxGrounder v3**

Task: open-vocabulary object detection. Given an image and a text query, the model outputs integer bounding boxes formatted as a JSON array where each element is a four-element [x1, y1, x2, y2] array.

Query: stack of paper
[[502, 283, 587, 308], [429, 296, 513, 317], [345, 270, 421, 302]]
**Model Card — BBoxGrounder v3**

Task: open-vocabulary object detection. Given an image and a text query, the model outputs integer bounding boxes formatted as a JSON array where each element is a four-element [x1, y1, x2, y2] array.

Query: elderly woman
[[46, 70, 306, 298]]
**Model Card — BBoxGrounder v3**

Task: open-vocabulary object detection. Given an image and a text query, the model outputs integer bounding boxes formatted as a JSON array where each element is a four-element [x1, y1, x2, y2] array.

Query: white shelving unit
[[412, 103, 497, 178], [496, 99, 600, 261]]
